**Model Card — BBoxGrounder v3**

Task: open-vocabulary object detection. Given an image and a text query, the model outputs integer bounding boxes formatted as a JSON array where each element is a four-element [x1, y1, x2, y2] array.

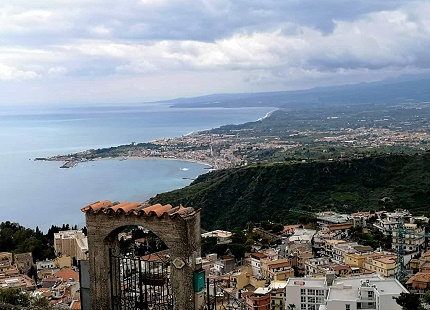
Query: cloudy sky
[[1, 0, 429, 105]]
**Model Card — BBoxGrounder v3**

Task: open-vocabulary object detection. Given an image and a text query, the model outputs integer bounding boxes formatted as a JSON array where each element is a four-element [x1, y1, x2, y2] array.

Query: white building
[[323, 275, 408, 310], [286, 274, 408, 310], [286, 277, 329, 310], [201, 230, 232, 244]]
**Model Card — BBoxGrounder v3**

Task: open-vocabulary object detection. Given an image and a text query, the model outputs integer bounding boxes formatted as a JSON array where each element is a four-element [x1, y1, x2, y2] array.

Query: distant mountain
[[160, 77, 430, 109], [148, 154, 430, 230]]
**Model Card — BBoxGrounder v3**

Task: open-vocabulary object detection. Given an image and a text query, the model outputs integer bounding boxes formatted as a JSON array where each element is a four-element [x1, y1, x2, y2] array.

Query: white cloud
[[47, 66, 68, 77], [0, 63, 39, 81], [0, 0, 429, 104]]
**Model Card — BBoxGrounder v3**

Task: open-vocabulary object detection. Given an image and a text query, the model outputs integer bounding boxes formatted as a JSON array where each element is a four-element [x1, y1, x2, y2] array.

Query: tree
[[423, 291, 430, 306], [393, 292, 423, 310], [0, 288, 30, 306]]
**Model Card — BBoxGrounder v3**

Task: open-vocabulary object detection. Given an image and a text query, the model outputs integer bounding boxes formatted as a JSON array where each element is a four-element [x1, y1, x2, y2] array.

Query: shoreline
[[52, 155, 214, 170]]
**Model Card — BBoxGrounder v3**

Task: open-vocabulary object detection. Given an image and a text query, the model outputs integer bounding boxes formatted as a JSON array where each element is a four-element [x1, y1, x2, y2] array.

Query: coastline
[[49, 155, 214, 170]]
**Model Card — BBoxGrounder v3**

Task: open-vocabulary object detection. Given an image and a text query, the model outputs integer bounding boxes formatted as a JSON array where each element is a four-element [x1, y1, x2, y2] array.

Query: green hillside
[[148, 153, 430, 230]]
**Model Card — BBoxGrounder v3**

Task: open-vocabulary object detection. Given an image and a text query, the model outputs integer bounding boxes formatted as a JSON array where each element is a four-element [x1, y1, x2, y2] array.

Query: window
[[301, 296, 306, 303], [301, 289, 306, 295], [308, 289, 315, 295], [317, 290, 325, 296], [301, 304, 306, 310], [346, 304, 350, 310], [368, 291, 374, 298]]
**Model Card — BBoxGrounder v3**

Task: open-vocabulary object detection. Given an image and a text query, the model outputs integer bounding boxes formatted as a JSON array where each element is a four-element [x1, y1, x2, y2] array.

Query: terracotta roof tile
[[71, 301, 81, 310], [54, 267, 79, 282], [81, 200, 112, 213], [406, 272, 430, 284], [82, 201, 200, 219]]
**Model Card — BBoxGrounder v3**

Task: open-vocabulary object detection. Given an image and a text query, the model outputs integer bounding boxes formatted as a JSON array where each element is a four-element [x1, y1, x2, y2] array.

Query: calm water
[[0, 104, 273, 231]]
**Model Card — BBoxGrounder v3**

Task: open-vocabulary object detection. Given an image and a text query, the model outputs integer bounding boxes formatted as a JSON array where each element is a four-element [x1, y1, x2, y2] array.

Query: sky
[[1, 0, 430, 105]]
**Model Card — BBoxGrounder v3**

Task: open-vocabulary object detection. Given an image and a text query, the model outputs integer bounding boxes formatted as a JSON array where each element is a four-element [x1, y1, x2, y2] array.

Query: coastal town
[[2, 207, 430, 309], [37, 104, 430, 170]]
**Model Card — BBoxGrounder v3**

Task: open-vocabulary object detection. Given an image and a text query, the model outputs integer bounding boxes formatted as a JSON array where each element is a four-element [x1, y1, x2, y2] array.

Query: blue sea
[[0, 103, 273, 231]]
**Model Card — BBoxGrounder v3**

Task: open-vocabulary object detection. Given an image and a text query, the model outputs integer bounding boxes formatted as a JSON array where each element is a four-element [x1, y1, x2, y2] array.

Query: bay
[[0, 103, 273, 231]]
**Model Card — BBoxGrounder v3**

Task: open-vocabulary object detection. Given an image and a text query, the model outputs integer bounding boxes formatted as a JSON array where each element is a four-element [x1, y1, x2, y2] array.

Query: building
[[341, 245, 377, 268], [230, 266, 266, 290], [323, 275, 408, 310], [213, 256, 235, 275], [351, 211, 374, 228], [201, 230, 232, 244], [285, 276, 329, 310], [269, 281, 286, 310], [316, 212, 352, 227], [406, 272, 430, 291], [392, 223, 425, 253], [373, 210, 410, 236], [14, 252, 33, 275], [286, 274, 408, 310], [244, 287, 271, 310], [249, 252, 267, 279], [261, 258, 294, 281], [54, 230, 88, 261], [361, 254, 397, 277]]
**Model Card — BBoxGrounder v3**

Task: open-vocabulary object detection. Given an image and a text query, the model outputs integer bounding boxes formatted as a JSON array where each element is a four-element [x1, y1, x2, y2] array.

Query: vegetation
[[0, 288, 51, 310], [393, 292, 423, 310], [148, 153, 430, 230], [0, 222, 81, 262]]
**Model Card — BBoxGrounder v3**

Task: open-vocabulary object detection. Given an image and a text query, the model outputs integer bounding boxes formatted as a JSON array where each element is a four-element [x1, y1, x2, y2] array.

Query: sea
[[0, 103, 273, 231]]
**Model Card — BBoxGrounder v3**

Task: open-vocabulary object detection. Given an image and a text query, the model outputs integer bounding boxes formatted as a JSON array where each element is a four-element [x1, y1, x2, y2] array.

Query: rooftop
[[327, 275, 408, 301], [286, 277, 326, 288]]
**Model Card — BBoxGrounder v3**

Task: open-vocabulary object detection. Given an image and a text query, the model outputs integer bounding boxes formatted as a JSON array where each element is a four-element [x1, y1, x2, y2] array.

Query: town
[[38, 103, 430, 171], [2, 207, 430, 309]]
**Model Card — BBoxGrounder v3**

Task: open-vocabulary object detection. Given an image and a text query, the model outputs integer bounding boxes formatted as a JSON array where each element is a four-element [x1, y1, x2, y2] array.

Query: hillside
[[148, 153, 430, 230], [163, 77, 430, 109]]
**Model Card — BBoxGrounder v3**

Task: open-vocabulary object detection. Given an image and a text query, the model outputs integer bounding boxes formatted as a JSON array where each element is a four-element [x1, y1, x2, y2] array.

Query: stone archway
[[82, 201, 202, 310]]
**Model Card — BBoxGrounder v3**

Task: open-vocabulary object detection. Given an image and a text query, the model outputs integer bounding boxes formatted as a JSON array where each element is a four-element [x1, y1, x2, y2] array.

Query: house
[[406, 272, 430, 291], [201, 230, 232, 244], [261, 258, 294, 281], [249, 252, 267, 279], [230, 266, 266, 290], [245, 287, 271, 310]]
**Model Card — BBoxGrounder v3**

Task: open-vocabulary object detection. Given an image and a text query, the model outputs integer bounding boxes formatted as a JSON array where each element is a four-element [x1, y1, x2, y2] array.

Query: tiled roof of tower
[[81, 200, 199, 218]]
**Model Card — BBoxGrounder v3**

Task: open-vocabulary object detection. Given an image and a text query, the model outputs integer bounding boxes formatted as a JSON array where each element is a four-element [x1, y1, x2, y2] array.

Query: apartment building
[[286, 274, 408, 310], [269, 281, 286, 310], [285, 277, 329, 310], [392, 223, 425, 253], [323, 275, 408, 310], [362, 255, 397, 277]]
